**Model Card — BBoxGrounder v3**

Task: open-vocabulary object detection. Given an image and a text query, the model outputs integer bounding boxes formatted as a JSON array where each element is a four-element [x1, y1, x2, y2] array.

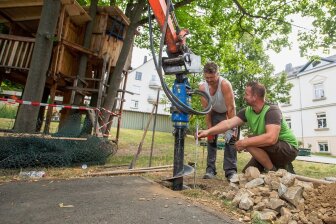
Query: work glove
[[224, 129, 234, 144]]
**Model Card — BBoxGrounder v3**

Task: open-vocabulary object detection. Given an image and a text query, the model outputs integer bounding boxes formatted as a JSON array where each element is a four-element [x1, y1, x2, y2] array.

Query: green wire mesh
[[0, 135, 117, 168]]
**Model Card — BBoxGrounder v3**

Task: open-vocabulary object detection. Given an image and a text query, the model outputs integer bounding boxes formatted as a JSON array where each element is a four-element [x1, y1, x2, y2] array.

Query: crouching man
[[197, 81, 298, 173]]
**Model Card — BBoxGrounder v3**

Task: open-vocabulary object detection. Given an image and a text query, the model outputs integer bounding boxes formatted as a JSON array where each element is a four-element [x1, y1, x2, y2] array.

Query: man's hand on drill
[[196, 130, 210, 139]]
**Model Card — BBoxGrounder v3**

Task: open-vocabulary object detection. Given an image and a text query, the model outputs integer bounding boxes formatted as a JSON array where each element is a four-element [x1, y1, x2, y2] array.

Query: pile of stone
[[213, 167, 336, 224]]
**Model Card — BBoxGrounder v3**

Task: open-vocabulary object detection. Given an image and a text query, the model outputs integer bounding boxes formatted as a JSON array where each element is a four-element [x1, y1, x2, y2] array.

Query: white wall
[[123, 59, 170, 115], [281, 63, 336, 155]]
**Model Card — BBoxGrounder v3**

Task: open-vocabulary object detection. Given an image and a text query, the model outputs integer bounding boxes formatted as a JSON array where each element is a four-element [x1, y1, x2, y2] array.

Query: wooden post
[[149, 89, 160, 167], [94, 54, 109, 136], [115, 71, 128, 143], [129, 106, 156, 169], [44, 81, 57, 134], [36, 87, 50, 132], [0, 74, 4, 87]]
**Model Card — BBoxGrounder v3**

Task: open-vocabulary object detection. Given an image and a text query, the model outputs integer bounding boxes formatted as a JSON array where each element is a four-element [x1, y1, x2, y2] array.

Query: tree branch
[[233, 0, 311, 31], [174, 0, 195, 8], [240, 17, 254, 36], [233, 0, 272, 20]]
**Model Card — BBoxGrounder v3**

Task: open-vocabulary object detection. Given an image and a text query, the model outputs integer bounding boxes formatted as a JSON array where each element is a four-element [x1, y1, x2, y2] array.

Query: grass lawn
[[109, 127, 336, 179], [0, 118, 59, 133], [0, 117, 335, 180], [0, 117, 15, 129], [312, 152, 336, 158]]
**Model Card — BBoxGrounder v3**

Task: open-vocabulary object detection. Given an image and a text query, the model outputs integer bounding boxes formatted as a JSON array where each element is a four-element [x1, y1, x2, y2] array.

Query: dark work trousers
[[206, 111, 237, 177]]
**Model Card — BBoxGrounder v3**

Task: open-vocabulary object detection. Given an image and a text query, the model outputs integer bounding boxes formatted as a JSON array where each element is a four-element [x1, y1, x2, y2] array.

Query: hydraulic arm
[[148, 0, 211, 190]]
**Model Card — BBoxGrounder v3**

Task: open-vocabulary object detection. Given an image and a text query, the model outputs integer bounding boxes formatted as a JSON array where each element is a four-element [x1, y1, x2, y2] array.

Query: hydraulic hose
[[148, 0, 212, 115]]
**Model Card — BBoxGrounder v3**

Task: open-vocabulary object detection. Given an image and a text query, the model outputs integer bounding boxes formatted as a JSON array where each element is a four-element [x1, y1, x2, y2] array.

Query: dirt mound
[[304, 183, 336, 222]]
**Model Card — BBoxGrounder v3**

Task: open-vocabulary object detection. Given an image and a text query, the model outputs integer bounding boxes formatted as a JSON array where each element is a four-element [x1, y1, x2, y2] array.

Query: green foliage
[[1, 80, 23, 91], [134, 1, 301, 128], [296, 0, 336, 55], [134, 0, 335, 73], [78, 1, 334, 134]]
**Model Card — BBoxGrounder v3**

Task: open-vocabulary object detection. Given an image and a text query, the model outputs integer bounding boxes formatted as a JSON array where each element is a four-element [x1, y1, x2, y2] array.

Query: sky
[[131, 16, 336, 74], [266, 15, 336, 73]]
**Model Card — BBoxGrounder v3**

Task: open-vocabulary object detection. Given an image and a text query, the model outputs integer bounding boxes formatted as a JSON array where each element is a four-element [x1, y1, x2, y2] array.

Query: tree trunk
[[101, 1, 146, 135], [14, 0, 61, 133], [36, 87, 50, 132]]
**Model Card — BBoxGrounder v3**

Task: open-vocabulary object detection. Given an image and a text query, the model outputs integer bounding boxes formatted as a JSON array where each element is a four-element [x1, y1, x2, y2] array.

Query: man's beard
[[207, 80, 217, 86], [245, 99, 252, 106]]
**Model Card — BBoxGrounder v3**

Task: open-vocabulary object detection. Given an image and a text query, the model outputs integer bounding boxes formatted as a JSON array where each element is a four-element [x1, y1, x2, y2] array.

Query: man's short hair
[[203, 61, 219, 74], [246, 81, 266, 98]]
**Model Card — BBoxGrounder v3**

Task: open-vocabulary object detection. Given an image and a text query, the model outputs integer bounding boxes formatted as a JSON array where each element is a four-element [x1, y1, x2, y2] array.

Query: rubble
[[217, 169, 336, 223]]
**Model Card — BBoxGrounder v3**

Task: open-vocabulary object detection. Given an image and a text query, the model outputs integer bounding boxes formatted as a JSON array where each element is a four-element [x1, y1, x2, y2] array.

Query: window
[[318, 142, 329, 152], [317, 113, 327, 128], [285, 117, 292, 129], [107, 19, 125, 40], [313, 83, 325, 99], [131, 100, 139, 109], [135, 72, 142, 80], [151, 75, 157, 81]]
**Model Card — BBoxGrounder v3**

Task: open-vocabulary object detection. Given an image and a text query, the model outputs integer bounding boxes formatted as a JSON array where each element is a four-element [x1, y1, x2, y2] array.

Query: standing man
[[198, 81, 298, 173], [200, 62, 237, 180]]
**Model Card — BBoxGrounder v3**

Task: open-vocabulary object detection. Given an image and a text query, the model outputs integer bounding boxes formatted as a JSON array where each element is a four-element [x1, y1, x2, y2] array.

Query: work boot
[[285, 162, 295, 174], [226, 172, 238, 183], [203, 172, 215, 179], [264, 166, 277, 173]]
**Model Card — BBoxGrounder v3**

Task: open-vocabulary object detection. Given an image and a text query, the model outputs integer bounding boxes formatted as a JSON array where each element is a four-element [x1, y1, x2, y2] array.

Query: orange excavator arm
[[148, 0, 199, 75], [148, 0, 180, 54]]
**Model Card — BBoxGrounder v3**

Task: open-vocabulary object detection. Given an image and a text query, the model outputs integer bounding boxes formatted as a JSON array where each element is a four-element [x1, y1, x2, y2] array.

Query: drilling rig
[[148, 0, 212, 190]]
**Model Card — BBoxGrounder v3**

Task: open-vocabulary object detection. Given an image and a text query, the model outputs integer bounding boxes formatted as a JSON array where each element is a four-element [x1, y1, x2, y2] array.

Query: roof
[[0, 0, 91, 35], [130, 58, 154, 72], [0, 1, 130, 37], [280, 54, 336, 78], [83, 6, 130, 26]]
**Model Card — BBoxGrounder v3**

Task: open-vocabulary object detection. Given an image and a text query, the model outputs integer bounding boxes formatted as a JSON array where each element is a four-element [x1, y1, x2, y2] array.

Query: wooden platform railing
[[0, 34, 35, 70]]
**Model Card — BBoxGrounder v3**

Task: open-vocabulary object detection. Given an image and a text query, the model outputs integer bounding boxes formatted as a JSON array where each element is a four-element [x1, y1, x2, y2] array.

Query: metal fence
[[112, 110, 173, 132]]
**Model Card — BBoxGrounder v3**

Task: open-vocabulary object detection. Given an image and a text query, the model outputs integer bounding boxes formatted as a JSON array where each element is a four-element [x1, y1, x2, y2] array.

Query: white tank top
[[204, 76, 228, 113]]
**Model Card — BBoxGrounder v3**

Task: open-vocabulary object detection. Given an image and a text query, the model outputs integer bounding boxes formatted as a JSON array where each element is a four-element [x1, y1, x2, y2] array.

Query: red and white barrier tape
[[100, 107, 119, 116], [0, 97, 98, 111], [0, 97, 119, 116]]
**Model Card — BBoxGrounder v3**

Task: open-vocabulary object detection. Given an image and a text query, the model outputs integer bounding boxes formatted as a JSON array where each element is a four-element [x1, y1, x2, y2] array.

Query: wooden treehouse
[[0, 0, 132, 136]]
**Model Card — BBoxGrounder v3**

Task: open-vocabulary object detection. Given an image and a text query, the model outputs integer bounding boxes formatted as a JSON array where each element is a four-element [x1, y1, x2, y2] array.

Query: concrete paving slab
[[0, 176, 240, 224], [296, 155, 336, 164]]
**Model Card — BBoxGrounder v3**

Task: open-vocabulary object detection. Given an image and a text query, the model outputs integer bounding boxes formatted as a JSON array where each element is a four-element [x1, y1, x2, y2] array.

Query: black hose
[[148, 0, 212, 115]]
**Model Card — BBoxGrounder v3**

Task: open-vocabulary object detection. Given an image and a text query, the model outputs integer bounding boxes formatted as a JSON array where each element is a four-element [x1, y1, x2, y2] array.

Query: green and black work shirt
[[237, 104, 298, 148]]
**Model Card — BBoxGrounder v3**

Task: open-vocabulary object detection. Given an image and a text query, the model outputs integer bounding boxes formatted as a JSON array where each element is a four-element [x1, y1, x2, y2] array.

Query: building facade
[[113, 58, 173, 132], [280, 56, 336, 155]]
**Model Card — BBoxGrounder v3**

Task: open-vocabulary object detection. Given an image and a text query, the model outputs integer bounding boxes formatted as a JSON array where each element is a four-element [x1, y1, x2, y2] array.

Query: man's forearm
[[227, 106, 236, 119], [207, 120, 230, 136], [206, 114, 212, 129], [241, 134, 278, 148]]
